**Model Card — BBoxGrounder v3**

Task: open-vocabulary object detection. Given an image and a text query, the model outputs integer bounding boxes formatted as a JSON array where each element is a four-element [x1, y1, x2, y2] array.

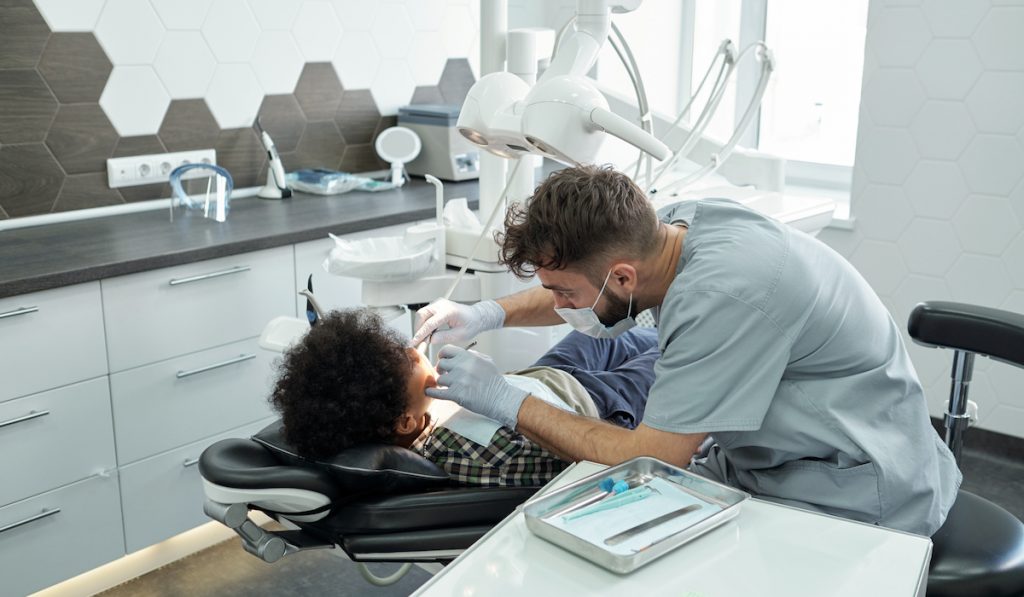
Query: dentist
[[412, 165, 960, 536]]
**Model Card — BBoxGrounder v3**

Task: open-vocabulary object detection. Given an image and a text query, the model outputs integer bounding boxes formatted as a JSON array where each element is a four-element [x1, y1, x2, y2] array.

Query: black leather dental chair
[[198, 421, 540, 581], [908, 301, 1024, 596]]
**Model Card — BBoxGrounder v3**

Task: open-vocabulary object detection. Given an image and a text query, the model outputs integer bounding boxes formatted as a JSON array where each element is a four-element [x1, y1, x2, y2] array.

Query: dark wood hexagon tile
[[437, 58, 476, 106], [159, 99, 220, 153], [38, 32, 112, 103], [294, 63, 343, 122], [291, 121, 346, 171], [0, 0, 51, 69], [113, 135, 166, 158], [0, 69, 58, 144], [0, 143, 64, 217], [335, 89, 380, 145], [45, 103, 118, 175], [257, 94, 305, 153], [216, 127, 266, 188], [52, 172, 123, 212]]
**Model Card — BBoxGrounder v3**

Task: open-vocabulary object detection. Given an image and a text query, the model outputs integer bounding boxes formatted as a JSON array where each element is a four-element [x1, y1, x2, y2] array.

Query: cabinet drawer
[[109, 338, 277, 464], [0, 282, 107, 403], [119, 417, 274, 553], [0, 473, 124, 597], [101, 246, 295, 372], [0, 377, 116, 508]]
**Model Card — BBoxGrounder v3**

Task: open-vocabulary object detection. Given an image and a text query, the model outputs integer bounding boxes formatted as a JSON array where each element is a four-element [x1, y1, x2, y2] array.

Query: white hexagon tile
[[202, 0, 261, 63], [904, 161, 969, 219], [953, 195, 1021, 256], [151, 0, 213, 30], [850, 240, 908, 296], [966, 72, 1024, 134], [855, 125, 919, 185], [293, 1, 342, 62], [921, 0, 989, 37], [864, 69, 926, 127], [914, 40, 982, 101], [909, 101, 975, 161], [869, 6, 931, 67], [333, 31, 380, 89], [410, 32, 447, 86], [897, 219, 962, 277], [370, 59, 416, 115], [947, 254, 1013, 307], [95, 0, 166, 65], [205, 64, 264, 129], [442, 2, 477, 58], [33, 0, 106, 31], [154, 32, 218, 99], [331, 0, 378, 31], [959, 135, 1024, 196], [248, 0, 302, 31], [973, 7, 1024, 72], [250, 31, 305, 95], [371, 5, 415, 60], [855, 184, 914, 241], [100, 66, 171, 136]]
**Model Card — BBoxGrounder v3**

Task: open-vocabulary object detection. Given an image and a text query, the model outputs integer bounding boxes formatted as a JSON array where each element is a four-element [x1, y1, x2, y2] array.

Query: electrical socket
[[106, 149, 217, 188]]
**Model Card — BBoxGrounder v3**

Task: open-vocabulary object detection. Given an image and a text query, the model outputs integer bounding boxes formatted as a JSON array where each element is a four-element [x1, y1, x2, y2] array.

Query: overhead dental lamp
[[457, 0, 670, 166]]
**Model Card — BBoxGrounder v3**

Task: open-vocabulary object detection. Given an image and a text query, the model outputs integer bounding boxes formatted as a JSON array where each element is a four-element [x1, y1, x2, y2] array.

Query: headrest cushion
[[251, 421, 449, 493]]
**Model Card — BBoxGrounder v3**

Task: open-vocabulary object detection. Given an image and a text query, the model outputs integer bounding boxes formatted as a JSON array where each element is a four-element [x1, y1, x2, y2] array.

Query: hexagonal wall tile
[[892, 274, 950, 329], [1011, 178, 1024, 226], [411, 85, 445, 104], [947, 254, 1012, 306], [0, 70, 56, 145], [864, 69, 926, 127], [331, 0, 378, 31], [215, 128, 265, 188], [442, 3, 477, 58], [406, 0, 447, 31], [904, 161, 968, 219], [289, 123, 346, 171], [987, 365, 1024, 420], [953, 195, 1021, 255], [1, 0, 50, 68], [870, 6, 931, 67], [293, 1, 342, 62], [966, 72, 1024, 134], [52, 172, 123, 212], [205, 64, 264, 129], [438, 58, 476, 105], [202, 0, 260, 63], [409, 32, 447, 86], [1003, 290, 1024, 314], [914, 40, 982, 101], [150, 0, 212, 30], [371, 59, 416, 115], [38, 33, 112, 104], [371, 5, 414, 60], [897, 219, 961, 277], [295, 63, 343, 122], [976, 404, 1024, 438], [100, 66, 171, 136], [333, 31, 380, 90], [251, 31, 305, 95], [335, 90, 380, 145], [909, 101, 974, 161], [959, 135, 1024, 196], [154, 32, 217, 100], [45, 104, 118, 175], [973, 7, 1024, 72], [849, 240, 907, 296], [855, 125, 919, 185], [0, 144, 64, 217], [257, 95, 305, 153], [33, 0, 105, 31], [921, 0, 989, 37], [854, 184, 914, 242], [113, 135, 166, 158], [248, 0, 300, 30], [1004, 234, 1024, 288], [159, 99, 220, 152], [95, 0, 165, 65]]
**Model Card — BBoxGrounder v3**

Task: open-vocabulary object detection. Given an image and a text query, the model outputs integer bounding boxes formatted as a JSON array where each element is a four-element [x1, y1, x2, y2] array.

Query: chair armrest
[[908, 301, 1024, 368]]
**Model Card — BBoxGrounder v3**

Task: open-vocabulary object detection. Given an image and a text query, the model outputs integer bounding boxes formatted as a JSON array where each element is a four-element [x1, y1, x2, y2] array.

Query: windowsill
[[784, 182, 854, 230]]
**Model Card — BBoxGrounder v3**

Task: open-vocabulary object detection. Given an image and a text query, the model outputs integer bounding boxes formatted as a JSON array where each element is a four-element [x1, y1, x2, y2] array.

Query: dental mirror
[[375, 126, 421, 187]]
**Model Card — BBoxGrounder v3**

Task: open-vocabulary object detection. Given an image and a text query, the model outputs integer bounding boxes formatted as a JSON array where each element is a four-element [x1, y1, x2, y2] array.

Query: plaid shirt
[[413, 423, 569, 487]]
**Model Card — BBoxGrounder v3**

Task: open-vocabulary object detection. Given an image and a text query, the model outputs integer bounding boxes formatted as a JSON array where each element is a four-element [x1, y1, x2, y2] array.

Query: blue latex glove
[[425, 345, 528, 429], [410, 299, 505, 347]]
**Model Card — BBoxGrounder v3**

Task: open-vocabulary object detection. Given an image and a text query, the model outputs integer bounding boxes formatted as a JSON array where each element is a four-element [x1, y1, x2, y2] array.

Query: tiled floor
[[99, 443, 1024, 597]]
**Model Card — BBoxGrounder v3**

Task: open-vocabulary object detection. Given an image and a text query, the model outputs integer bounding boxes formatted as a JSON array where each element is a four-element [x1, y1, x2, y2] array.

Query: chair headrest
[[251, 421, 450, 493]]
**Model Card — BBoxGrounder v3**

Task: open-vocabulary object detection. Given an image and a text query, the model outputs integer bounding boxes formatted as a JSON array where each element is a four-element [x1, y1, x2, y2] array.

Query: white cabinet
[[101, 246, 295, 372], [0, 378, 115, 508], [0, 282, 107, 404], [109, 338, 277, 464], [0, 473, 124, 597]]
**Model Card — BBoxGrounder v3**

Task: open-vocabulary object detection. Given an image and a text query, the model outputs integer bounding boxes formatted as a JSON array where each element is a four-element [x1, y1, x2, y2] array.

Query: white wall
[[818, 0, 1024, 439]]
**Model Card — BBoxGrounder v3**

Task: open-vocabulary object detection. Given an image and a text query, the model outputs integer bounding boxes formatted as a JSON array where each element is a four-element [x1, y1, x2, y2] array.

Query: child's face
[[402, 348, 439, 437]]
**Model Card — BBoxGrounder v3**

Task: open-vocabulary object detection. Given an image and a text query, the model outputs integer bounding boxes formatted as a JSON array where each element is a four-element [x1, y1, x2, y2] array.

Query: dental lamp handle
[[590, 107, 671, 161]]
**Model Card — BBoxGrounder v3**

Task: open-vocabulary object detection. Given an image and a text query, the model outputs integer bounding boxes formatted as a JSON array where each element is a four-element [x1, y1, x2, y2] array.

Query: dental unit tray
[[523, 456, 748, 574]]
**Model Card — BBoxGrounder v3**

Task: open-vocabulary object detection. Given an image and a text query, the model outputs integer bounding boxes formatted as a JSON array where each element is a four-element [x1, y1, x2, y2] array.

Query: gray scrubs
[[645, 198, 961, 536]]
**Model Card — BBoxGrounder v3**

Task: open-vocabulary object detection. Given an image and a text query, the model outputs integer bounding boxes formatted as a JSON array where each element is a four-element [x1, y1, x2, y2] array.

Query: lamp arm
[[590, 107, 670, 160]]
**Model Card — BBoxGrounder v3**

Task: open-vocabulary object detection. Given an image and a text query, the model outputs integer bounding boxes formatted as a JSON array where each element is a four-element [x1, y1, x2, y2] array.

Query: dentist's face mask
[[554, 269, 637, 339]]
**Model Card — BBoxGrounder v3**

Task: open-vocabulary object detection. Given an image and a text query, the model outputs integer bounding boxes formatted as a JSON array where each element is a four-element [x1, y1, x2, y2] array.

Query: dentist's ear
[[610, 263, 638, 293]]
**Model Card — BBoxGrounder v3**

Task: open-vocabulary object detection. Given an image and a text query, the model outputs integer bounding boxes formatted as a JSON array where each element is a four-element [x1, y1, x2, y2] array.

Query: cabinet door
[[119, 417, 274, 553], [109, 337, 276, 464], [294, 224, 417, 334], [0, 282, 107, 403], [0, 473, 124, 597], [0, 378, 115, 508], [102, 246, 295, 372]]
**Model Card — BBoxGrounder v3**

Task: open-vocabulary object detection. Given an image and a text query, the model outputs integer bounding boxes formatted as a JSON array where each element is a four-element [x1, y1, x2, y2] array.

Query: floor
[[99, 443, 1024, 597]]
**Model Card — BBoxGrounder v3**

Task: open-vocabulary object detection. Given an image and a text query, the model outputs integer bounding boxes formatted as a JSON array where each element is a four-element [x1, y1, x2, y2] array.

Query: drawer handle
[[0, 508, 61, 535], [168, 266, 251, 286], [0, 306, 38, 320], [0, 409, 50, 430], [176, 353, 257, 379], [183, 457, 200, 468]]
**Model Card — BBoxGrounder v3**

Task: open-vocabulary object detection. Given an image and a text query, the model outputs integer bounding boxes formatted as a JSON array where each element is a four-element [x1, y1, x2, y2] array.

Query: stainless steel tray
[[522, 456, 749, 574]]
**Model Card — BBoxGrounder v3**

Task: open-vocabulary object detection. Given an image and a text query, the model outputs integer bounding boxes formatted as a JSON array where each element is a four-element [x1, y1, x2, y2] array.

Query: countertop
[[0, 177, 480, 299]]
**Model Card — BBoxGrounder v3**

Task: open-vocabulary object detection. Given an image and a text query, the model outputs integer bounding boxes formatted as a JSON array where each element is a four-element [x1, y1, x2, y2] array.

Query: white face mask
[[554, 269, 637, 339]]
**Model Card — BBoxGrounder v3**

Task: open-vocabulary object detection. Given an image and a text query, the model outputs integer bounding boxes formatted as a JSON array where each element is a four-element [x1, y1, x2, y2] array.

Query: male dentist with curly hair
[[411, 164, 961, 537]]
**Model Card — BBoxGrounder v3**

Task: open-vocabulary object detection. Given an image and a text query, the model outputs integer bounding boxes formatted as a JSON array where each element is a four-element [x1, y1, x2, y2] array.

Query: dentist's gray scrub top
[[646, 198, 961, 536]]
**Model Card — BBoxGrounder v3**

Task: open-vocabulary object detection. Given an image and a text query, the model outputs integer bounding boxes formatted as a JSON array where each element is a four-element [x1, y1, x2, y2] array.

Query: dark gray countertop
[[0, 177, 480, 299]]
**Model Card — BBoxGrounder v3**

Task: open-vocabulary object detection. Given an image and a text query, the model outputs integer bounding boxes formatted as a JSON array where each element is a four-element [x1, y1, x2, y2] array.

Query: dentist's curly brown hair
[[269, 309, 414, 459]]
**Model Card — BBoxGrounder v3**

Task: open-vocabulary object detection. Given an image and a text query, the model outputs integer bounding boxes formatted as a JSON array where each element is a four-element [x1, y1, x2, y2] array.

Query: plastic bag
[[322, 233, 435, 281], [286, 169, 398, 195]]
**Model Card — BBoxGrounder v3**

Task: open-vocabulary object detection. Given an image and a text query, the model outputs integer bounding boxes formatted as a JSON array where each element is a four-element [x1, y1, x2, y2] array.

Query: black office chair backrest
[[908, 301, 1024, 368]]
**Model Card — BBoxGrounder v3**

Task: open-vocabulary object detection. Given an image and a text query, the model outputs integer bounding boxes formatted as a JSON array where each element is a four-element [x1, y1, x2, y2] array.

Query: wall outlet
[[106, 149, 217, 188]]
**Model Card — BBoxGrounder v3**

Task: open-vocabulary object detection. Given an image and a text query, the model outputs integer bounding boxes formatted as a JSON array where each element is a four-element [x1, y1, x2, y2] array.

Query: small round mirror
[[375, 126, 421, 164]]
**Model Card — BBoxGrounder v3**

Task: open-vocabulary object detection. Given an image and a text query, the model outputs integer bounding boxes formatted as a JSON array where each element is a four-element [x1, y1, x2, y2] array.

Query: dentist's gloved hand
[[410, 298, 505, 347], [425, 345, 528, 429]]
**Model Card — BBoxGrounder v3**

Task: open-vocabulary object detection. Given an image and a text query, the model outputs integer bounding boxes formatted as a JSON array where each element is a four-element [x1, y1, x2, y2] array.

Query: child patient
[[270, 308, 658, 487]]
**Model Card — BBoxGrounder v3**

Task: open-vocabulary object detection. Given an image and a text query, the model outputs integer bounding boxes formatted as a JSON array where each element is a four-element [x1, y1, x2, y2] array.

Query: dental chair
[[199, 421, 540, 582], [908, 301, 1024, 597]]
